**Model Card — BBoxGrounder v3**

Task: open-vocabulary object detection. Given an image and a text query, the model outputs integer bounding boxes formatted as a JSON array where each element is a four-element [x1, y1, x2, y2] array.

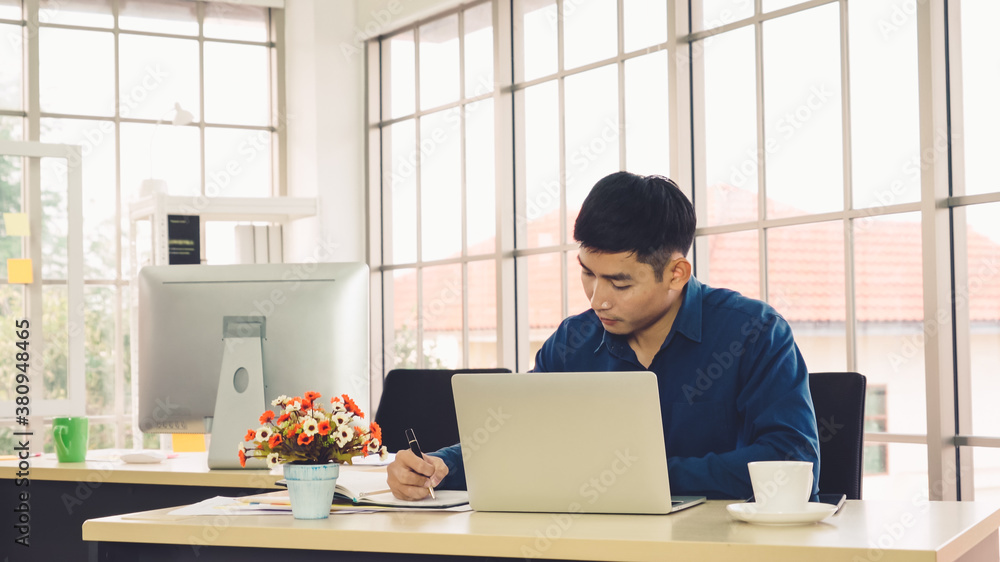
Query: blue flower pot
[[283, 462, 340, 519]]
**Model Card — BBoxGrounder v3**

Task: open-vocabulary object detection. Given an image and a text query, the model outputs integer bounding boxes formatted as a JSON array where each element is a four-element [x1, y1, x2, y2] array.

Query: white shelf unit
[[128, 193, 318, 268], [127, 193, 317, 447]]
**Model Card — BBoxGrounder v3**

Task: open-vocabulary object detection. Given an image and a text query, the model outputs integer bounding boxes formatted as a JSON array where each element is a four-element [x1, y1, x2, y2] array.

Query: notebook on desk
[[452, 371, 705, 515]]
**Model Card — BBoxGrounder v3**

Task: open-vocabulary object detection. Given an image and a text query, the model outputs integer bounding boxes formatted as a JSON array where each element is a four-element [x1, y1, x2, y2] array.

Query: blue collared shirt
[[431, 277, 820, 499]]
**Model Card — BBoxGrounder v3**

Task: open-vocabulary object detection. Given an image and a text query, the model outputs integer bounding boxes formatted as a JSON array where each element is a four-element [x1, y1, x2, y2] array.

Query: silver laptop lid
[[453, 371, 675, 514]]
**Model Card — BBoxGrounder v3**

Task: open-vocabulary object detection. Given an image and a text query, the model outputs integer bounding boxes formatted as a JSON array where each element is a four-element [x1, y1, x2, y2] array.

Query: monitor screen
[[137, 263, 370, 456]]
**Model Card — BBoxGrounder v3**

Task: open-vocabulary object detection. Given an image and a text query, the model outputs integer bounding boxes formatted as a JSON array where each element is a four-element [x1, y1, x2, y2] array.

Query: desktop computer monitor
[[137, 262, 369, 468]]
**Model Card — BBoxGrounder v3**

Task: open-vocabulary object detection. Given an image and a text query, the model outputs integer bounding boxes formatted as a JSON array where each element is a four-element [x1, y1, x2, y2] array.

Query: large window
[[373, 0, 673, 372], [375, 2, 501, 371], [0, 0, 281, 452], [370, 0, 997, 502]]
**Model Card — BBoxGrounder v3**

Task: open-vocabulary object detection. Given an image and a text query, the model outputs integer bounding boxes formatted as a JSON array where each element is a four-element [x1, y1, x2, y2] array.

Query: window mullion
[[839, 0, 857, 374], [110, 0, 127, 449], [916, 0, 960, 502], [459, 10, 470, 369], [944, 0, 975, 501]]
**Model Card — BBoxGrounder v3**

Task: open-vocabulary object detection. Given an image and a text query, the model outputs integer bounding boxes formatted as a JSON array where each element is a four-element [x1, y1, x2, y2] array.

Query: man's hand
[[387, 449, 448, 500]]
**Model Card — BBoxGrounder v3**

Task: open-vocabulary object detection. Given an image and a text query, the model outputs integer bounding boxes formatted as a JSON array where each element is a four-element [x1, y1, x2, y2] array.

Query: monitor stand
[[208, 317, 267, 469]]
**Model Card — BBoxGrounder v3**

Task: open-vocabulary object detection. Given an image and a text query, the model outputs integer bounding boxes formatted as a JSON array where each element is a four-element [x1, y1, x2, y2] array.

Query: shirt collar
[[672, 276, 703, 345], [594, 275, 705, 356]]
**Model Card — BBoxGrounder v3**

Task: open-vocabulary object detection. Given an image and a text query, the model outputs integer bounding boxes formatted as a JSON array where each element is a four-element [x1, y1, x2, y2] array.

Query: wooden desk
[[82, 499, 1000, 561], [0, 451, 280, 560]]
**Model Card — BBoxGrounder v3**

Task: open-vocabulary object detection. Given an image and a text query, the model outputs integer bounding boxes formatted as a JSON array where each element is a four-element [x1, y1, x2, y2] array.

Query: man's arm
[[427, 443, 467, 490], [668, 317, 820, 499]]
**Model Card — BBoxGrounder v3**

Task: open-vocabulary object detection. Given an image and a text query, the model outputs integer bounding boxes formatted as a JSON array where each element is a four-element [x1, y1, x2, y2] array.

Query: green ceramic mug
[[53, 417, 88, 463]]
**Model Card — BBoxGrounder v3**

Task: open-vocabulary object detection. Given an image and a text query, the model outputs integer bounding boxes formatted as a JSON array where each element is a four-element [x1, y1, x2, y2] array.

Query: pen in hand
[[405, 428, 436, 499]]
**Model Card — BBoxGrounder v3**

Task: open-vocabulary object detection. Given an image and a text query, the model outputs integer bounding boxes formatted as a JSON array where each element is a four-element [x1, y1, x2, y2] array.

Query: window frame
[[0, 0, 284, 449], [0, 140, 85, 419]]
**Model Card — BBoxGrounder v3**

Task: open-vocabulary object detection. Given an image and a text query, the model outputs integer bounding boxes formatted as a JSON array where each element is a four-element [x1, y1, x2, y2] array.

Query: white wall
[[282, 0, 464, 264], [283, 0, 366, 263]]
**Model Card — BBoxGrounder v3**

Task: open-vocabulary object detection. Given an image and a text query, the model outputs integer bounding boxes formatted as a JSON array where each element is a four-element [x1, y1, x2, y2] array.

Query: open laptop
[[452, 371, 705, 514]]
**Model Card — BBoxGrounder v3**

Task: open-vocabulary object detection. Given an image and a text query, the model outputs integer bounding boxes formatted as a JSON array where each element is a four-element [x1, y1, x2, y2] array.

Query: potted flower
[[239, 392, 388, 519]]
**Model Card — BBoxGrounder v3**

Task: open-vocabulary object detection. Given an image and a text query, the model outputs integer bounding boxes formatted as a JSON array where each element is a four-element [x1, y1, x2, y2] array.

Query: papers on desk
[[167, 494, 471, 517], [349, 452, 396, 466]]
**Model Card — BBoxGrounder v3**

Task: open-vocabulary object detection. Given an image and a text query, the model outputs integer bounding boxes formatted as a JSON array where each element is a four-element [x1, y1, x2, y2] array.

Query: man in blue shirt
[[387, 172, 820, 500]]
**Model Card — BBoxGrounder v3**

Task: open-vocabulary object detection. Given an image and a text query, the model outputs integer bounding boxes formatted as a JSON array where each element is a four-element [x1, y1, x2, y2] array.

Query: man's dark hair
[[573, 171, 696, 282]]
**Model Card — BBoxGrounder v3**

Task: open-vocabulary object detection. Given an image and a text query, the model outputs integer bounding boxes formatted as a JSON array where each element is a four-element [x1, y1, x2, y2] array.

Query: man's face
[[577, 247, 683, 338]]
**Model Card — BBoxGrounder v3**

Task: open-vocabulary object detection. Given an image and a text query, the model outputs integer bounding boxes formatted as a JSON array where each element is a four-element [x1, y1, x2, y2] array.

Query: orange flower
[[240, 390, 375, 466], [317, 420, 331, 435], [342, 394, 364, 418]]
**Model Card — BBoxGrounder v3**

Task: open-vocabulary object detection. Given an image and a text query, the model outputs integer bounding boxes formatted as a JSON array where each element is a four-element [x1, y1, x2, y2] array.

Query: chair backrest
[[374, 368, 511, 454], [809, 371, 867, 500]]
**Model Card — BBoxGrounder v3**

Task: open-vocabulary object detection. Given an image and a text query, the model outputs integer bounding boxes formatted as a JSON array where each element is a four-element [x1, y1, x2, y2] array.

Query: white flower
[[379, 445, 389, 461], [266, 453, 281, 468], [272, 395, 289, 407], [330, 401, 347, 414], [256, 427, 272, 442], [332, 413, 350, 427], [335, 425, 354, 448], [285, 399, 302, 413], [366, 439, 380, 454], [301, 417, 319, 436]]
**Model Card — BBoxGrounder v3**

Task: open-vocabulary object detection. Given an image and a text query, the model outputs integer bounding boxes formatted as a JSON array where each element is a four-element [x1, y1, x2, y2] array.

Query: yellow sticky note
[[3, 213, 29, 237], [7, 259, 33, 284], [172, 433, 206, 453]]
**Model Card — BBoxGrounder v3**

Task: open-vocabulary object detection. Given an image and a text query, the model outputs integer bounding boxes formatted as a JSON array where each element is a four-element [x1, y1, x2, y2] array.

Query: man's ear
[[668, 257, 692, 290]]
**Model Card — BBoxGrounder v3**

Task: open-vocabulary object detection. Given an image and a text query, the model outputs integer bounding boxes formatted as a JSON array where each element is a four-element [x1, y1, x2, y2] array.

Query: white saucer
[[727, 502, 837, 525]]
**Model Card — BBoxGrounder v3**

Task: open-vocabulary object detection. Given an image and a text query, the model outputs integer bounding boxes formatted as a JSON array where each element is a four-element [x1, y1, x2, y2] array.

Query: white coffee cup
[[747, 461, 813, 513]]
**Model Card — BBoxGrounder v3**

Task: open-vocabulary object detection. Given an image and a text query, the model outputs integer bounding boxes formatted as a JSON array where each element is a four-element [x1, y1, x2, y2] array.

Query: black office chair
[[809, 371, 867, 500], [374, 368, 511, 454]]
